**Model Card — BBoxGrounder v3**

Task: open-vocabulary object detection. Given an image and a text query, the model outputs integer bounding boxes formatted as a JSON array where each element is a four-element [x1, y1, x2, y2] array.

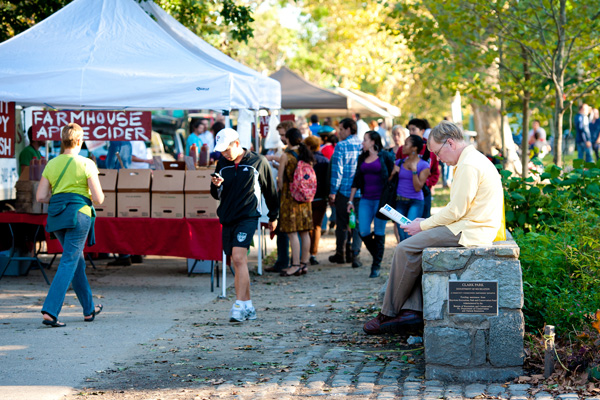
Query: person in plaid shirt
[[328, 118, 363, 268]]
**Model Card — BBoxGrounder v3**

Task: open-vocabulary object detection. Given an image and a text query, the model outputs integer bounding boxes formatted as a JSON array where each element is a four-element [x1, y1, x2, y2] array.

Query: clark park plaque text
[[448, 281, 498, 315]]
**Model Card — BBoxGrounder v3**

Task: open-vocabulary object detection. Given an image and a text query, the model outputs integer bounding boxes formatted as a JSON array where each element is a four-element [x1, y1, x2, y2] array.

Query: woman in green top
[[36, 123, 105, 328]]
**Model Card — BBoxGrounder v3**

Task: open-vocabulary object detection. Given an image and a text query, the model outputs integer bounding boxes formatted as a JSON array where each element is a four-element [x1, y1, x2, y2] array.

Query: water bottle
[[407, 336, 423, 345], [349, 209, 356, 229]]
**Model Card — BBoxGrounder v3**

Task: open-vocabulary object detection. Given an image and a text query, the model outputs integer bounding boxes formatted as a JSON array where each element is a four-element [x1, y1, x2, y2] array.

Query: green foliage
[[502, 160, 600, 334], [0, 0, 254, 45]]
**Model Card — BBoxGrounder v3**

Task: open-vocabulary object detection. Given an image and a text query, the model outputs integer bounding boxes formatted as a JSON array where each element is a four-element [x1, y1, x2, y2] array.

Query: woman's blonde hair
[[61, 123, 84, 149]]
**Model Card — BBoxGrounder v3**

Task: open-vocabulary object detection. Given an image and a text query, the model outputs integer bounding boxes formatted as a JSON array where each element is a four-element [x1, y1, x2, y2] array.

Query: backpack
[[289, 151, 317, 203]]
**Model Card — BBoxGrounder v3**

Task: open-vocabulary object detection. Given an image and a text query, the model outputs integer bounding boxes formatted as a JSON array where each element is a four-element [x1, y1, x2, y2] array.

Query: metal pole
[[221, 251, 227, 298]]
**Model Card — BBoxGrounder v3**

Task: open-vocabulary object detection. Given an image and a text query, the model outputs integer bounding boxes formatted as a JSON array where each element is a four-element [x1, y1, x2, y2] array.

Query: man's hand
[[586, 141, 592, 148], [268, 220, 278, 232], [346, 201, 354, 213], [328, 194, 336, 206], [211, 175, 224, 187], [402, 218, 425, 236]]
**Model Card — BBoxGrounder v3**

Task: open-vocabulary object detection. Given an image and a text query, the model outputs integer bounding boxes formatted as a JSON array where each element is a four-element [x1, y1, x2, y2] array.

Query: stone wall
[[422, 241, 524, 382]]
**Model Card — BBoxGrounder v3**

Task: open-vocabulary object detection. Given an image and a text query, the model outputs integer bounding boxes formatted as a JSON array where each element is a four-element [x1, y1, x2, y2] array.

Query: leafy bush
[[501, 159, 600, 334]]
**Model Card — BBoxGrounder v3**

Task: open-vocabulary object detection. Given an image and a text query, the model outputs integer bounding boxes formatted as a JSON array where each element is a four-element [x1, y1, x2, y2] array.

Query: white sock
[[234, 300, 244, 307], [242, 300, 253, 309]]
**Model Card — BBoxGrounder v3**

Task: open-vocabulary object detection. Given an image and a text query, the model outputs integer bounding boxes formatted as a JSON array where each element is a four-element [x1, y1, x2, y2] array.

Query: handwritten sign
[[0, 101, 15, 158], [448, 281, 498, 315], [32, 110, 152, 142], [255, 114, 296, 138]]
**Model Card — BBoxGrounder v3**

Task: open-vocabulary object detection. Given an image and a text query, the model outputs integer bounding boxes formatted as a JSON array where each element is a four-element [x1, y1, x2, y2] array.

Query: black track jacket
[[210, 149, 279, 226]]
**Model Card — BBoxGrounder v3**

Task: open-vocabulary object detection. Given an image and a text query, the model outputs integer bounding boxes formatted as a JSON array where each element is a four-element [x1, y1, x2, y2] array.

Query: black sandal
[[280, 265, 302, 277], [300, 262, 308, 275], [42, 313, 66, 328], [84, 304, 103, 322]]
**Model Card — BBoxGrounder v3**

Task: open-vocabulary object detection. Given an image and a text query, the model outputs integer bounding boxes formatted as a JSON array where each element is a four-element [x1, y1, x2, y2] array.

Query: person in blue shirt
[[574, 103, 593, 163], [186, 119, 204, 156], [309, 114, 321, 136], [329, 118, 363, 267]]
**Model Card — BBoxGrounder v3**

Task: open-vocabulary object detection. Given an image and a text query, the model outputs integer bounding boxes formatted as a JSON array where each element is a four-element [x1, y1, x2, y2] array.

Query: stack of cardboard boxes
[[152, 170, 185, 218], [184, 168, 219, 219], [93, 166, 217, 219], [95, 169, 117, 217], [15, 167, 46, 214]]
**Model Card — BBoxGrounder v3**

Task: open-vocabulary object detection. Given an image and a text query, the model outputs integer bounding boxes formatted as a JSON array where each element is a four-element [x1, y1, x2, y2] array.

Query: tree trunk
[[552, 0, 567, 167], [471, 101, 503, 155], [553, 91, 565, 167], [521, 45, 530, 178], [522, 95, 530, 178]]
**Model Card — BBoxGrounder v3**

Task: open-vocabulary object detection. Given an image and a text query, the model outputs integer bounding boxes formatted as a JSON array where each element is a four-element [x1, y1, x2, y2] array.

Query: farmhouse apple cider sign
[[0, 101, 15, 158], [32, 110, 152, 141]]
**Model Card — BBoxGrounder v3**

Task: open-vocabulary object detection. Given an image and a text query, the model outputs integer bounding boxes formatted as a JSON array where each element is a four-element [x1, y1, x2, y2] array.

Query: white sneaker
[[245, 306, 257, 320], [229, 304, 246, 323]]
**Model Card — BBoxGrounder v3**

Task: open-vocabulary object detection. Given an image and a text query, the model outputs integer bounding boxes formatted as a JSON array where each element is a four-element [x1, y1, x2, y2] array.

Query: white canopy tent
[[138, 1, 280, 110], [0, 0, 280, 290], [0, 0, 273, 111]]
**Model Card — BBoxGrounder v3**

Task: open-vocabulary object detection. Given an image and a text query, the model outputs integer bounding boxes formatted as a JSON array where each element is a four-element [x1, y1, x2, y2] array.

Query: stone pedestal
[[422, 242, 524, 382]]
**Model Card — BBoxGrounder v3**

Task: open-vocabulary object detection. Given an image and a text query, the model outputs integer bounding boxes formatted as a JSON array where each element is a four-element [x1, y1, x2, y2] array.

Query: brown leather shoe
[[363, 313, 392, 335], [379, 310, 424, 334]]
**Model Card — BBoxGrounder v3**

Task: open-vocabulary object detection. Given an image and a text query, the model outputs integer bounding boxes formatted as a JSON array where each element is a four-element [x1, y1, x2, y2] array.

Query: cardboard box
[[98, 169, 118, 192], [95, 169, 118, 217], [117, 169, 152, 218], [152, 170, 185, 218], [117, 169, 152, 192], [117, 192, 151, 218], [15, 180, 46, 214], [184, 191, 219, 219], [95, 192, 116, 218], [184, 167, 215, 193]]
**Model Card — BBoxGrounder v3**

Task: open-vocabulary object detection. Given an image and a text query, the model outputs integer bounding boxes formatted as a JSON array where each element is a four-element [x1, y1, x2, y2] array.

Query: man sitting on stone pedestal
[[364, 121, 505, 335]]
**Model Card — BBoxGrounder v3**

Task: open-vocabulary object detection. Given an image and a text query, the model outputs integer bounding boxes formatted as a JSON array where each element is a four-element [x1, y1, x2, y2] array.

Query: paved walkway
[[0, 227, 595, 400]]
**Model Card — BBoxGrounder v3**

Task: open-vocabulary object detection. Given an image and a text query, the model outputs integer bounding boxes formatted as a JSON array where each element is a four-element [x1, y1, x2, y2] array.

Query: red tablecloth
[[0, 213, 222, 261]]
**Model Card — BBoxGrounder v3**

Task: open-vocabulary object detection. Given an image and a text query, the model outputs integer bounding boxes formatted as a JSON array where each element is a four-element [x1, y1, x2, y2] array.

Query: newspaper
[[378, 204, 412, 225]]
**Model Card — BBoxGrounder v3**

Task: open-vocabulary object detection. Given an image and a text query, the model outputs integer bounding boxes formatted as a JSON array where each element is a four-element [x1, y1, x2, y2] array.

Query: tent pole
[[255, 110, 263, 275]]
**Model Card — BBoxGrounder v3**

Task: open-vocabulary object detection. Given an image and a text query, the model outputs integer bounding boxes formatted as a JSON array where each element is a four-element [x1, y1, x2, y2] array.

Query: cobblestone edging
[[166, 346, 597, 399], [422, 241, 525, 382]]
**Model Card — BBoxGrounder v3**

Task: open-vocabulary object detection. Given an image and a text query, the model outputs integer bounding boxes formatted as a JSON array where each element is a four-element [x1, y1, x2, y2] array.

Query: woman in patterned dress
[[278, 128, 314, 276]]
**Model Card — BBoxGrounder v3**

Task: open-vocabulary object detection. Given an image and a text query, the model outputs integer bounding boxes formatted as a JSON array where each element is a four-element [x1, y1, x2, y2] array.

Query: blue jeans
[[42, 212, 95, 319], [106, 141, 132, 170], [358, 198, 387, 236], [577, 142, 594, 163], [396, 198, 424, 242]]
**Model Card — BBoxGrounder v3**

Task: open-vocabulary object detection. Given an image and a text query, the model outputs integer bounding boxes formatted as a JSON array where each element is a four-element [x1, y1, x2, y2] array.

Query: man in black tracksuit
[[210, 128, 278, 323]]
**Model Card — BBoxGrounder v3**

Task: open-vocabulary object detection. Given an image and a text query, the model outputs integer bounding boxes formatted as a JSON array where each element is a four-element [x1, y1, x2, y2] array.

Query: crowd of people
[[208, 113, 460, 325], [574, 103, 600, 163], [33, 114, 505, 335]]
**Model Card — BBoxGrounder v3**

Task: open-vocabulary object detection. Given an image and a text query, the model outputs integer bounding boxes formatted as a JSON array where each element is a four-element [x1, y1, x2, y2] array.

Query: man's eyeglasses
[[432, 138, 448, 158]]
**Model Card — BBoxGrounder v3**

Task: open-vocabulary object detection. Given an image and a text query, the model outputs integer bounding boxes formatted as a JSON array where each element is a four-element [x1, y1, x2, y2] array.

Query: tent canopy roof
[[0, 0, 277, 111], [269, 67, 348, 110]]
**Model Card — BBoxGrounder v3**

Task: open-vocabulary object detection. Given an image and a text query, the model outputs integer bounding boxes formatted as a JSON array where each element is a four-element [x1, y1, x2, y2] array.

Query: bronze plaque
[[448, 281, 498, 315]]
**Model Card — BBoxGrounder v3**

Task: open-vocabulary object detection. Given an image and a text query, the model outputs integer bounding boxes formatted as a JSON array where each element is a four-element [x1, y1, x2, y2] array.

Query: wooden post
[[544, 325, 556, 378]]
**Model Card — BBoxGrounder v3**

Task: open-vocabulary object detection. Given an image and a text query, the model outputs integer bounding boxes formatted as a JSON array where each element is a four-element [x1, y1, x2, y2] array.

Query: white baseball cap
[[214, 128, 239, 152]]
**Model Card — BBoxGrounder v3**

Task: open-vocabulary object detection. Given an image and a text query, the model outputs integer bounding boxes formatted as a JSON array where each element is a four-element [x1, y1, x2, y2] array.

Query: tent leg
[[257, 220, 262, 275], [220, 251, 227, 299]]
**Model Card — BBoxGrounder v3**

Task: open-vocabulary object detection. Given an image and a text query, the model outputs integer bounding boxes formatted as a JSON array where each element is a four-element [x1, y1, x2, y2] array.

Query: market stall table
[[0, 213, 223, 285]]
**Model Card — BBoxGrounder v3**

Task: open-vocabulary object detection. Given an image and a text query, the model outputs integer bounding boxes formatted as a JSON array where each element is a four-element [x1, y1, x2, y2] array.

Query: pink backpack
[[289, 152, 317, 202]]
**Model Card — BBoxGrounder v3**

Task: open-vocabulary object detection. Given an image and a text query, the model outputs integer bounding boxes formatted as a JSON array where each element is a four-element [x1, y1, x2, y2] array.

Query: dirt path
[[65, 232, 424, 399]]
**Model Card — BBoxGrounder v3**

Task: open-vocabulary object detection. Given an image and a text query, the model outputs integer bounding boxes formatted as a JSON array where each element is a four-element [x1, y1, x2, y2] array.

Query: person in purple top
[[347, 131, 395, 278], [393, 135, 430, 242]]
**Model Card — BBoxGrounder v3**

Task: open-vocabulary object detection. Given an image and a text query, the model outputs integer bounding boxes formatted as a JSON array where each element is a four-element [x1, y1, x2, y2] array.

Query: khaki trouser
[[381, 226, 462, 317]]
